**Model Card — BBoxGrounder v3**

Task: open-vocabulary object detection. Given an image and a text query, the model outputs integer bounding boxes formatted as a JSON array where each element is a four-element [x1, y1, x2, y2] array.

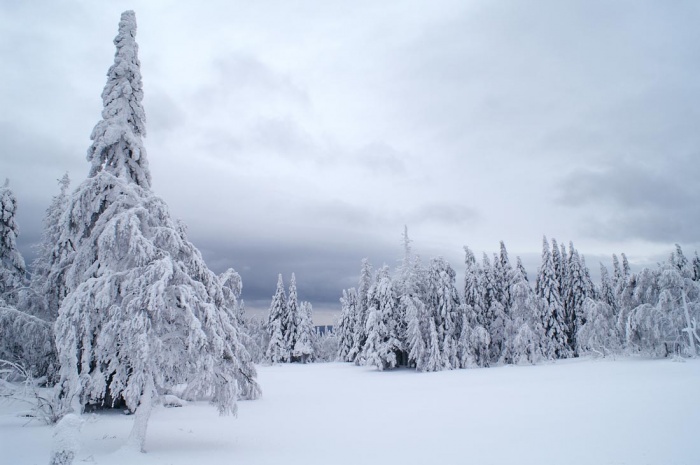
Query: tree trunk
[[681, 291, 697, 357], [125, 374, 155, 453]]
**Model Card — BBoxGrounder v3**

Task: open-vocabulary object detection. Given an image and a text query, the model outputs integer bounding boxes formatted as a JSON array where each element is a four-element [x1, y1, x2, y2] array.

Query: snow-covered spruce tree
[[489, 242, 515, 363], [395, 226, 424, 367], [405, 291, 427, 370], [565, 243, 589, 355], [238, 309, 268, 364], [218, 269, 260, 400], [27, 174, 71, 321], [577, 263, 624, 356], [54, 11, 259, 453], [535, 236, 569, 358], [507, 258, 547, 364], [293, 301, 315, 363], [0, 180, 27, 306], [494, 241, 514, 311], [349, 259, 373, 364], [459, 246, 490, 367], [337, 288, 358, 361], [463, 246, 481, 310], [612, 254, 622, 288], [425, 257, 462, 370], [0, 181, 57, 377], [285, 273, 301, 362], [266, 274, 289, 363], [362, 265, 401, 370], [551, 238, 564, 298]]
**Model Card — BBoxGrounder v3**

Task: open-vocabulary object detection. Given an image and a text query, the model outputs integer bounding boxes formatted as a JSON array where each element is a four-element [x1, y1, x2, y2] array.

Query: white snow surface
[[1, 357, 699, 464]]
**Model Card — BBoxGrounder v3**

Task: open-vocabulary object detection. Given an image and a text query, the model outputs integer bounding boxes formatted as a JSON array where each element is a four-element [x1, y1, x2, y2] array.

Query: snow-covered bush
[[0, 304, 56, 379], [0, 359, 62, 425], [49, 413, 83, 465]]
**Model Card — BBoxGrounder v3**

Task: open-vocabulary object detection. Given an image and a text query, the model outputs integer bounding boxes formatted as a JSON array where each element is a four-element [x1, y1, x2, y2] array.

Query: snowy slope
[[1, 357, 699, 464]]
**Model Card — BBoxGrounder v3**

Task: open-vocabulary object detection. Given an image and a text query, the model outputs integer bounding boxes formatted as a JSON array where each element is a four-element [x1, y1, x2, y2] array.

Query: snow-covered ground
[[2, 357, 699, 464]]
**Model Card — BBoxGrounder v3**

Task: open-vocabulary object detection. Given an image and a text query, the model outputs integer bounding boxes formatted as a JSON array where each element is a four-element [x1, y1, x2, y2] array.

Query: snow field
[[1, 357, 699, 464]]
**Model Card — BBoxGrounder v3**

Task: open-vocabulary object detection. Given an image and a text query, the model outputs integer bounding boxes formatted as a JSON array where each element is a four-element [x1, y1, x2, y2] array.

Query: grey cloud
[[353, 142, 407, 174], [409, 203, 478, 227], [0, 123, 80, 171], [557, 153, 700, 243], [249, 117, 316, 157], [145, 91, 185, 133], [308, 201, 378, 228], [214, 54, 309, 105], [190, 233, 401, 319], [194, 53, 310, 112]]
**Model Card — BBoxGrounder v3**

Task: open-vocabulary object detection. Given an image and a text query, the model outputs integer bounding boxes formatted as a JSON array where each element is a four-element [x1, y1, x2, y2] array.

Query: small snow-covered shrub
[[49, 413, 83, 465]]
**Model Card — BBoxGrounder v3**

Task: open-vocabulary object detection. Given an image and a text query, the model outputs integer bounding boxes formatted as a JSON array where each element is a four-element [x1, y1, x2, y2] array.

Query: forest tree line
[[335, 228, 700, 371]]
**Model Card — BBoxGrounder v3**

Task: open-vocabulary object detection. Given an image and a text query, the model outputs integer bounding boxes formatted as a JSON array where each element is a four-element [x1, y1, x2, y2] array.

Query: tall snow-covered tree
[[565, 243, 588, 354], [337, 288, 358, 362], [535, 236, 569, 358], [395, 226, 423, 367], [508, 261, 547, 364], [54, 11, 259, 453], [266, 274, 288, 363], [425, 257, 462, 370], [362, 265, 401, 370], [405, 290, 427, 370], [0, 180, 27, 305], [285, 273, 300, 361], [459, 246, 490, 367], [28, 173, 71, 320], [0, 180, 56, 378], [612, 254, 622, 288], [293, 301, 315, 363], [463, 246, 481, 309], [349, 259, 373, 364], [488, 242, 515, 363]]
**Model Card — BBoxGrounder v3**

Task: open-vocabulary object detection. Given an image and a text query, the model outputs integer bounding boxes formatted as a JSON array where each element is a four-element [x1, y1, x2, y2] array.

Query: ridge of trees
[[336, 229, 700, 371]]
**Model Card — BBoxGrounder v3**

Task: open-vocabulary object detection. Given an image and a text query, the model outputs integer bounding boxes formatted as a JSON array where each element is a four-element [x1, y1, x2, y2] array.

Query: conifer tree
[[362, 266, 399, 370], [54, 12, 259, 452], [463, 246, 480, 309], [459, 246, 490, 367], [565, 243, 588, 354], [489, 242, 515, 362], [285, 273, 300, 361], [0, 180, 55, 378], [509, 261, 547, 364], [395, 226, 422, 366], [426, 257, 462, 369], [405, 292, 427, 369], [621, 253, 631, 279], [28, 173, 71, 320], [293, 301, 315, 363], [349, 259, 373, 363], [266, 274, 288, 363], [535, 236, 569, 358], [337, 288, 358, 361], [0, 180, 27, 305]]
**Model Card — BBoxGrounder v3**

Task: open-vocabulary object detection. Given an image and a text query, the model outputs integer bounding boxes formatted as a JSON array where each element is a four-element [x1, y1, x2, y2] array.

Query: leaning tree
[[54, 11, 259, 452]]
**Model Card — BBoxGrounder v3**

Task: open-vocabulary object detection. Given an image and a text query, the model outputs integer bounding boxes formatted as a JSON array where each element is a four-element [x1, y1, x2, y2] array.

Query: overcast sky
[[2, 1, 699, 323]]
